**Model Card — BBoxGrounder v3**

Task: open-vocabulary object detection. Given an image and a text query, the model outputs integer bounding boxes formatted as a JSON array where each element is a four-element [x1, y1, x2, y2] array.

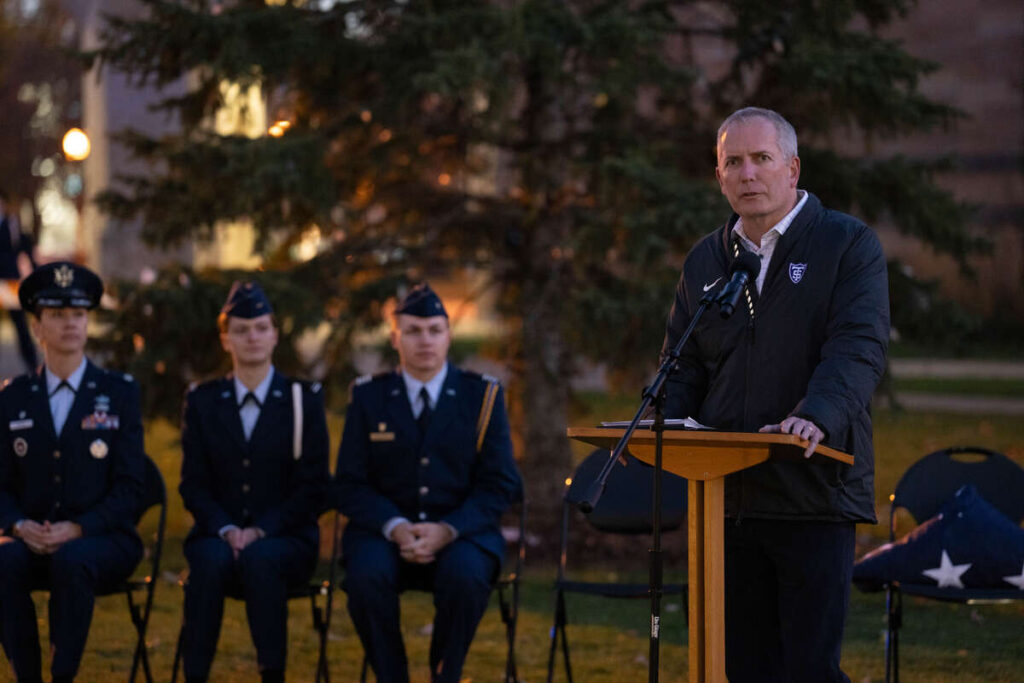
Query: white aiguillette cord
[[292, 382, 302, 460]]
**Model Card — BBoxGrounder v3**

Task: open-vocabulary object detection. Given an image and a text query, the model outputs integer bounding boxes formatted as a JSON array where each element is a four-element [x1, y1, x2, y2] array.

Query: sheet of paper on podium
[[599, 416, 712, 430]]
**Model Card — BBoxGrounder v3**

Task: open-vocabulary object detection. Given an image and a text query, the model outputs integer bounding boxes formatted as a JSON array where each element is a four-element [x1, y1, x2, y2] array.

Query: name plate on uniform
[[370, 431, 396, 442]]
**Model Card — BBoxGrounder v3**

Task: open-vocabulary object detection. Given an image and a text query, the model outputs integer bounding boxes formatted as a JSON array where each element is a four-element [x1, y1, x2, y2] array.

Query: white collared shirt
[[400, 363, 448, 419], [218, 366, 275, 540], [46, 357, 88, 436], [732, 189, 808, 293], [234, 366, 275, 441], [383, 363, 457, 542]]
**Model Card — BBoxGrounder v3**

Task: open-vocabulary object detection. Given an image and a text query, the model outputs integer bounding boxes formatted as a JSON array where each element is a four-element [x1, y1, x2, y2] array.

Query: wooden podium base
[[688, 478, 725, 682], [567, 427, 852, 683]]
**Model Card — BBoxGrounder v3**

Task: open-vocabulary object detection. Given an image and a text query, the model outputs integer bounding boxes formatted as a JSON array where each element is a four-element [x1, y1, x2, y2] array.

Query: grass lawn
[[12, 406, 1023, 682], [890, 376, 1024, 398]]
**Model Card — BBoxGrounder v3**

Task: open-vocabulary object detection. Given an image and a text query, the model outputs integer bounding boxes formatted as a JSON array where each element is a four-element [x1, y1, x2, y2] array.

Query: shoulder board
[[310, 381, 322, 394], [187, 381, 199, 392], [5, 374, 34, 390], [462, 369, 501, 385], [122, 372, 134, 382], [354, 374, 373, 386]]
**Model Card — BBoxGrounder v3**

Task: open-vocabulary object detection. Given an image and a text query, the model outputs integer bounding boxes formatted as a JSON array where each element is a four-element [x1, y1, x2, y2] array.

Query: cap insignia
[[54, 264, 74, 288]]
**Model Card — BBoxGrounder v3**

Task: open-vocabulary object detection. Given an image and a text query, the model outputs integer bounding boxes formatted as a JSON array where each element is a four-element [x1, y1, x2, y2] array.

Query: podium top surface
[[567, 426, 853, 480]]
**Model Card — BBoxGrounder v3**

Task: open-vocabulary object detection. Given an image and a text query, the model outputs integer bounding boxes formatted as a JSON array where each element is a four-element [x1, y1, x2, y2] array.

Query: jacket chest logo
[[370, 421, 395, 442], [789, 262, 807, 284], [13, 437, 28, 457], [90, 439, 108, 459]]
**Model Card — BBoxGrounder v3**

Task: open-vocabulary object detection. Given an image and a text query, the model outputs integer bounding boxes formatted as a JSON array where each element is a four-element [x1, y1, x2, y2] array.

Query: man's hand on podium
[[759, 416, 823, 459]]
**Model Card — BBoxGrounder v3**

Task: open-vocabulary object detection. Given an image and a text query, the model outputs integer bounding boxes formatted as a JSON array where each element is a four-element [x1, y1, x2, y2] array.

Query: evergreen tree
[[0, 0, 81, 223], [88, 0, 982, 536]]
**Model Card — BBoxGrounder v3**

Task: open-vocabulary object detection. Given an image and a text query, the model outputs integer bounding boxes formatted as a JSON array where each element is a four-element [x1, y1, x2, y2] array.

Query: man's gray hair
[[716, 107, 798, 161]]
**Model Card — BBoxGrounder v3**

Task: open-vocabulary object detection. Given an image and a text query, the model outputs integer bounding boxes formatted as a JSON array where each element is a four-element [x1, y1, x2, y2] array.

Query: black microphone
[[717, 251, 761, 318]]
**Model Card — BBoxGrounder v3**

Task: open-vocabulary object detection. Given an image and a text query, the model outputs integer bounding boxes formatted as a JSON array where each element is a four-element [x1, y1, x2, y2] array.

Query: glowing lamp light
[[268, 120, 291, 137], [62, 128, 91, 161], [438, 173, 452, 186]]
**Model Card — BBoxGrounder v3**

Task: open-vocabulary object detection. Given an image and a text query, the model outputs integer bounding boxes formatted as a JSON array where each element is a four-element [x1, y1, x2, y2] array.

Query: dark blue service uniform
[[335, 366, 522, 683], [0, 362, 144, 681], [178, 371, 329, 679]]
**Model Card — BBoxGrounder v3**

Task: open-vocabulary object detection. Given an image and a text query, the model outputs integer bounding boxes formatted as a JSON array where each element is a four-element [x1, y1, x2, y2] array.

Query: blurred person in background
[[0, 188, 38, 373]]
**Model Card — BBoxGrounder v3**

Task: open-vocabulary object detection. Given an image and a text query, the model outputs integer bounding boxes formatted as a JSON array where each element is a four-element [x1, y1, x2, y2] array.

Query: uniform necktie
[[240, 392, 261, 409], [417, 386, 432, 434], [50, 380, 75, 398], [239, 392, 261, 440], [49, 379, 76, 435]]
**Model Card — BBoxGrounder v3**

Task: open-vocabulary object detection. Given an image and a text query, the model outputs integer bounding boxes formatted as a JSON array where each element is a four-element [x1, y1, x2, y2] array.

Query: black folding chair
[[170, 510, 342, 683], [357, 498, 527, 683], [547, 449, 687, 683], [114, 454, 167, 683], [30, 455, 167, 682], [884, 446, 1024, 683]]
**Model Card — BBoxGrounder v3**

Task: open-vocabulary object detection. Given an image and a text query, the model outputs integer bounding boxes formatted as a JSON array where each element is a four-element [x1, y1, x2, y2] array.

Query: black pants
[[0, 534, 140, 681], [343, 533, 498, 683], [724, 518, 855, 683], [182, 535, 317, 679]]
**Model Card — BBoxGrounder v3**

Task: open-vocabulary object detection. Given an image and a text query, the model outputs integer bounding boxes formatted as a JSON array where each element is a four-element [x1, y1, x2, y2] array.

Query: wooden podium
[[566, 427, 853, 683]]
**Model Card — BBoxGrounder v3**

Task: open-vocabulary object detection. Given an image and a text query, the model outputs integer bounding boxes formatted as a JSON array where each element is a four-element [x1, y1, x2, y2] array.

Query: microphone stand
[[566, 286, 718, 683]]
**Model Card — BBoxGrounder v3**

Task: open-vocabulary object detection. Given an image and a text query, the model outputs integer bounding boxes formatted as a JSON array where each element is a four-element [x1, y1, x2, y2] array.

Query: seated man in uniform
[[334, 283, 523, 683], [178, 281, 329, 683], [0, 261, 145, 683]]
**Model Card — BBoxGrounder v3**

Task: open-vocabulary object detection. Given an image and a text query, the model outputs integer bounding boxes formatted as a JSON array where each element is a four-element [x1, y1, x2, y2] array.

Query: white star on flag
[[1003, 562, 1024, 590], [922, 550, 972, 589]]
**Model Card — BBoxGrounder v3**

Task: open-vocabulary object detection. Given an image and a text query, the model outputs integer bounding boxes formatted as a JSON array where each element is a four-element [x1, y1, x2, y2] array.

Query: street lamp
[[61, 127, 91, 260], [62, 127, 91, 161], [62, 127, 91, 162]]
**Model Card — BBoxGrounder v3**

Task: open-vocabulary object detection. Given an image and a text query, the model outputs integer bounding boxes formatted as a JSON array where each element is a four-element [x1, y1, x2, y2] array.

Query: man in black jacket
[[661, 107, 889, 682]]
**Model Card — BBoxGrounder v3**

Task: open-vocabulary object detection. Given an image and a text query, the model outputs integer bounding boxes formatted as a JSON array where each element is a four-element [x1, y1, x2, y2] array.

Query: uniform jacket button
[[419, 485, 429, 495], [420, 457, 429, 466]]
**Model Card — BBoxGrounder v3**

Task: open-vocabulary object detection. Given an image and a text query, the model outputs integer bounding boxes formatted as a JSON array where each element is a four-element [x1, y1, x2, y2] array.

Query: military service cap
[[18, 261, 103, 313], [395, 282, 447, 318], [221, 280, 274, 319]]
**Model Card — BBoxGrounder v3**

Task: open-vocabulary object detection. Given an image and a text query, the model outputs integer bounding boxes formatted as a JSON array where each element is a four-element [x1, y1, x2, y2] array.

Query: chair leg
[[497, 582, 518, 683], [504, 612, 518, 683], [885, 585, 902, 683], [893, 588, 901, 683], [360, 654, 370, 682], [125, 586, 156, 683], [547, 589, 573, 683], [309, 592, 331, 683], [170, 621, 186, 683]]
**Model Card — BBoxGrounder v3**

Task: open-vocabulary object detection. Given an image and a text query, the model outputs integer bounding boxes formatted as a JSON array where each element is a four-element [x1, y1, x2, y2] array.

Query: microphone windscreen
[[731, 251, 761, 279]]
